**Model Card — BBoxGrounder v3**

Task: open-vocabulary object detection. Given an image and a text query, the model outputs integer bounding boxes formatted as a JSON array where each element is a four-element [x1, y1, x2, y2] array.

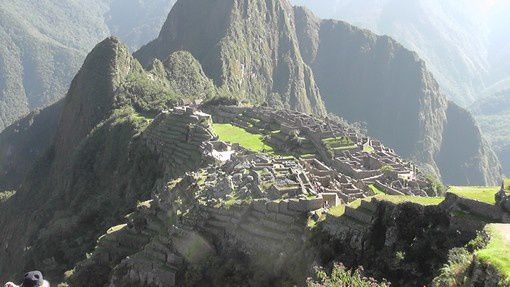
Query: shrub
[[431, 248, 472, 287], [380, 165, 395, 173], [202, 96, 239, 107], [307, 263, 390, 287], [426, 174, 447, 196]]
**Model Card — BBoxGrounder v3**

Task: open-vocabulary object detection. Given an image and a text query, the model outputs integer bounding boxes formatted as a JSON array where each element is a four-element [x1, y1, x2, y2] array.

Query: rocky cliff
[[293, 7, 500, 185], [134, 0, 326, 115]]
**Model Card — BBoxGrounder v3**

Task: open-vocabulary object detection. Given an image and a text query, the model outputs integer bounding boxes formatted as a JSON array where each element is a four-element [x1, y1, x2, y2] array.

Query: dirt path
[[493, 224, 510, 243]]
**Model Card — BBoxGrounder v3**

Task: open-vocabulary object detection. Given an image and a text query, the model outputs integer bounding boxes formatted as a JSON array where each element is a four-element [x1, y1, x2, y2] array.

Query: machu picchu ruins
[[65, 103, 510, 286]]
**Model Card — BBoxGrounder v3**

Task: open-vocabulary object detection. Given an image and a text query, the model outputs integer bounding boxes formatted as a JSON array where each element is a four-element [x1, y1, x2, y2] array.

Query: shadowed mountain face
[[291, 0, 510, 180]]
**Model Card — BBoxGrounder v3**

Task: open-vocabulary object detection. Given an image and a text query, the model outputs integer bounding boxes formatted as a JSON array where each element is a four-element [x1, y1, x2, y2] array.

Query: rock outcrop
[[293, 6, 500, 185]]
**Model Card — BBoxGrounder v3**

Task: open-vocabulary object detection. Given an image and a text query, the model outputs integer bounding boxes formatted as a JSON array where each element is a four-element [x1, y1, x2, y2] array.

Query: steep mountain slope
[[0, 0, 108, 130], [0, 101, 62, 191], [0, 0, 173, 131], [437, 103, 501, 185], [0, 36, 215, 281], [135, 0, 325, 115], [293, 7, 500, 185]]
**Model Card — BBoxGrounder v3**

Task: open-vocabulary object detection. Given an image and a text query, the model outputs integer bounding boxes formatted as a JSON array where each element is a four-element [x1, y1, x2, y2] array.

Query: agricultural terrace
[[328, 194, 445, 217], [448, 186, 500, 205]]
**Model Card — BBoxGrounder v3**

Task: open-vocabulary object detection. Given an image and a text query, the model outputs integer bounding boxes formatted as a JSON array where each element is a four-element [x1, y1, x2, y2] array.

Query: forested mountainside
[[290, 0, 510, 106], [0, 0, 508, 285], [0, 0, 173, 131], [134, 0, 326, 116]]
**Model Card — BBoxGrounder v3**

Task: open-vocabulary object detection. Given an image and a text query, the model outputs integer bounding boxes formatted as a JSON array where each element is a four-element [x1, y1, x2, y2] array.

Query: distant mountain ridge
[[290, 0, 510, 106], [471, 89, 510, 175]]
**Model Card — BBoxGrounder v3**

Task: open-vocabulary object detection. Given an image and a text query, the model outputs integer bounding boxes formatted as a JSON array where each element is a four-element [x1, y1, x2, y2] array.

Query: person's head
[[21, 271, 43, 287]]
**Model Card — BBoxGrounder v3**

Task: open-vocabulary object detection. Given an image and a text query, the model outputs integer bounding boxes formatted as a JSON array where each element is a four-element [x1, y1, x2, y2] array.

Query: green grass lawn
[[327, 194, 444, 218], [376, 194, 444, 206], [363, 145, 375, 153], [476, 224, 510, 284], [322, 137, 357, 151], [369, 184, 385, 195], [448, 186, 500, 205], [213, 123, 273, 152]]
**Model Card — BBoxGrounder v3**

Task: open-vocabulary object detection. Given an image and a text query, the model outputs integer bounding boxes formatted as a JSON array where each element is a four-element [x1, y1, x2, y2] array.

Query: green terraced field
[[213, 123, 273, 152], [375, 195, 444, 206], [476, 224, 510, 284], [322, 137, 357, 150], [327, 194, 444, 218], [448, 186, 500, 205]]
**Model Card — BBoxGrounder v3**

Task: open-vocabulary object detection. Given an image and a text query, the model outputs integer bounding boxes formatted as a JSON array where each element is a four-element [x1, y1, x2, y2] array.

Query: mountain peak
[[53, 37, 137, 165], [135, 0, 326, 116]]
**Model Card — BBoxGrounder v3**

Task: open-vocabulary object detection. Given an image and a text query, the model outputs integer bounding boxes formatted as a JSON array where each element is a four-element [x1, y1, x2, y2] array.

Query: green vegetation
[[376, 195, 444, 206], [307, 263, 389, 287], [369, 184, 385, 195], [505, 178, 510, 191], [432, 248, 473, 286], [328, 205, 346, 217], [448, 186, 500, 205], [426, 173, 447, 195], [363, 145, 375, 153], [322, 137, 357, 152], [476, 224, 510, 284], [213, 123, 274, 152], [380, 165, 395, 173], [327, 194, 443, 218], [0, 190, 16, 203]]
